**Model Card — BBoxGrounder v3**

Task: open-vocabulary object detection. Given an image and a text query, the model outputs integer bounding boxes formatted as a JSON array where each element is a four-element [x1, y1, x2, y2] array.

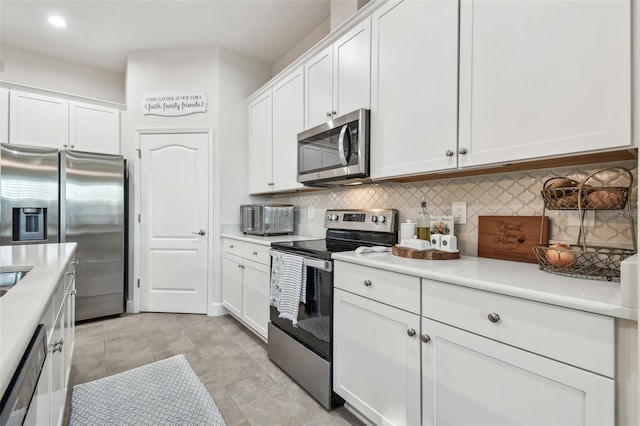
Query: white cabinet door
[[222, 253, 243, 317], [272, 67, 304, 192], [370, 0, 459, 179], [421, 317, 615, 426], [333, 19, 371, 118], [0, 87, 8, 144], [333, 288, 421, 426], [9, 90, 69, 148], [248, 91, 273, 194], [69, 101, 120, 154], [305, 46, 334, 129], [458, 0, 631, 168], [50, 311, 65, 426], [242, 259, 270, 340]]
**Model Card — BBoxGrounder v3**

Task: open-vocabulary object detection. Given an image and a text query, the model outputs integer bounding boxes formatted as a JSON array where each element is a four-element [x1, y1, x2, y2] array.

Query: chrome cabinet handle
[[253, 251, 258, 256], [331, 111, 337, 115], [458, 148, 468, 155], [66, 271, 73, 276], [488, 313, 501, 323], [421, 334, 431, 343], [326, 112, 332, 117], [192, 229, 206, 236], [70, 289, 77, 295], [229, 244, 234, 249], [364, 280, 372, 287], [407, 329, 416, 337], [72, 260, 79, 266], [445, 150, 454, 157]]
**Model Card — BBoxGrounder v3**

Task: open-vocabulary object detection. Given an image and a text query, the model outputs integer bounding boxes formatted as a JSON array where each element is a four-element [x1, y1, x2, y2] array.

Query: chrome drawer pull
[[364, 280, 372, 287], [407, 329, 416, 337], [253, 251, 258, 255], [421, 334, 431, 343], [488, 313, 501, 323]]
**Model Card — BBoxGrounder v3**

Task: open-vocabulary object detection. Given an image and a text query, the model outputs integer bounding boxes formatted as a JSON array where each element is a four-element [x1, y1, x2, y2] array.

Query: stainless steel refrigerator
[[1, 143, 126, 321]]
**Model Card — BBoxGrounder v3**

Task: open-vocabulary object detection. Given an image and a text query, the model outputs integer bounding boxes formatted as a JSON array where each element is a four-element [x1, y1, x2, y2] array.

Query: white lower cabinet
[[333, 288, 421, 426], [25, 256, 76, 426], [421, 317, 614, 426], [333, 260, 616, 426], [221, 238, 270, 340]]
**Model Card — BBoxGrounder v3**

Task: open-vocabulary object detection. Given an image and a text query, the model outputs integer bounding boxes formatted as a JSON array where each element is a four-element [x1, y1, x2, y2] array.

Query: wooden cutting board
[[392, 245, 460, 260], [478, 216, 548, 264]]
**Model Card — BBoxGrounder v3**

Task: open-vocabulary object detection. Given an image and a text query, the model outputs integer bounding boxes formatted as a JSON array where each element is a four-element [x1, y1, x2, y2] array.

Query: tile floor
[[65, 312, 364, 426]]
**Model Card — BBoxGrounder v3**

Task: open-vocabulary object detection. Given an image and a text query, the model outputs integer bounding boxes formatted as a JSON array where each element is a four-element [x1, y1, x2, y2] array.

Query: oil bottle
[[416, 198, 431, 241]]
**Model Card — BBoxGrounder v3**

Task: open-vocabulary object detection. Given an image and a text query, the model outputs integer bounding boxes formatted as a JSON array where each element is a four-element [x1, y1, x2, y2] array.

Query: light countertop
[[220, 231, 318, 246], [332, 251, 638, 321], [0, 243, 77, 397]]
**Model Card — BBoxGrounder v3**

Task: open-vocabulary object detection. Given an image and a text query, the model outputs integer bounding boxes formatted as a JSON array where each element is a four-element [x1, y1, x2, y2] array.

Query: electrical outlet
[[452, 201, 467, 224]]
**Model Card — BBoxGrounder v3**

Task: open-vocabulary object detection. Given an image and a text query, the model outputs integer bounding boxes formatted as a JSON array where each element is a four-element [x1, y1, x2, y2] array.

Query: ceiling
[[0, 0, 331, 74]]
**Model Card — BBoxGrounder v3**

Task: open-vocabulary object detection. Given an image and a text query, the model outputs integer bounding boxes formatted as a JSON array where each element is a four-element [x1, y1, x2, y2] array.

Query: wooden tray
[[478, 216, 548, 264], [392, 245, 460, 260]]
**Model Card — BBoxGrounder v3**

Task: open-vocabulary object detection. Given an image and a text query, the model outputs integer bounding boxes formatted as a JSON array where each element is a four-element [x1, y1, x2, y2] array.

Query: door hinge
[[137, 278, 140, 288], [136, 148, 141, 159], [138, 214, 141, 223]]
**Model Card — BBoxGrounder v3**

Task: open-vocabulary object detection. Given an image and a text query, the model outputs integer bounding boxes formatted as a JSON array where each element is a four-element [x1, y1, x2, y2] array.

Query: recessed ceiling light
[[48, 15, 67, 28]]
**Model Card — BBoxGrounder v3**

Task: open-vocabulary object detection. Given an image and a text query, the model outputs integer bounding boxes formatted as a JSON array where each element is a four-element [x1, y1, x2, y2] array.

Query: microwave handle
[[338, 124, 349, 166]]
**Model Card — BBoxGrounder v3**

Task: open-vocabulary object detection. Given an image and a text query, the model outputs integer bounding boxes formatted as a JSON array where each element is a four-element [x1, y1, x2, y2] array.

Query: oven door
[[297, 109, 369, 185], [269, 251, 333, 360]]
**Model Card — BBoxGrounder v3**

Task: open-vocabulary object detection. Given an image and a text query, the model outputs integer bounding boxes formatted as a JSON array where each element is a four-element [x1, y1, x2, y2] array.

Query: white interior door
[[139, 132, 209, 313]]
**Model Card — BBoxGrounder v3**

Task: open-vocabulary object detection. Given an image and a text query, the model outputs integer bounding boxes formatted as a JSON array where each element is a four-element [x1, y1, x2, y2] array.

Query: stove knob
[[327, 214, 338, 221], [326, 214, 332, 221], [370, 215, 378, 223], [378, 215, 387, 223]]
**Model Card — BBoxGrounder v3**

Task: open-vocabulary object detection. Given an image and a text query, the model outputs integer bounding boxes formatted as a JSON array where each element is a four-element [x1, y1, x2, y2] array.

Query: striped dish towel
[[270, 252, 306, 325]]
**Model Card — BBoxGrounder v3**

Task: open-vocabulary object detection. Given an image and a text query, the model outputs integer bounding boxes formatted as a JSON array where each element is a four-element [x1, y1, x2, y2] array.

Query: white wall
[[126, 46, 270, 315], [0, 44, 125, 104], [271, 18, 330, 76], [218, 48, 272, 224]]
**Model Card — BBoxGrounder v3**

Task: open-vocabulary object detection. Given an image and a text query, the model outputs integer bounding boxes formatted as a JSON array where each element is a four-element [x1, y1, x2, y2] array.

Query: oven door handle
[[270, 250, 333, 272]]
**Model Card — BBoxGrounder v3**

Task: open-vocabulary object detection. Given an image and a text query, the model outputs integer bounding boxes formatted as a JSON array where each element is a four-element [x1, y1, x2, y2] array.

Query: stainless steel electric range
[[268, 209, 398, 410]]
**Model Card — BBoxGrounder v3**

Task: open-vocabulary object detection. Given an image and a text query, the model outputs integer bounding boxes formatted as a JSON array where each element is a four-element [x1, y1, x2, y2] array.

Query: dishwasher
[[0, 324, 47, 425]]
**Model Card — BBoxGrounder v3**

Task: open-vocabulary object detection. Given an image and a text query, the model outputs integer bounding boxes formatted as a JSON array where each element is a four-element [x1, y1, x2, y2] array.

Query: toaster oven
[[240, 204, 294, 235]]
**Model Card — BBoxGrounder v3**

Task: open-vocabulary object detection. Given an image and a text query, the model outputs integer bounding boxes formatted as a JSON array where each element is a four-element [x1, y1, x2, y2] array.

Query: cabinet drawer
[[422, 279, 615, 377], [222, 238, 243, 256], [243, 243, 271, 266], [334, 261, 420, 314]]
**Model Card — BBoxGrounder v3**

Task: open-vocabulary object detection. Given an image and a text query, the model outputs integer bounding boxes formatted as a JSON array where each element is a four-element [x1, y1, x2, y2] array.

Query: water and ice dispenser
[[12, 207, 47, 241]]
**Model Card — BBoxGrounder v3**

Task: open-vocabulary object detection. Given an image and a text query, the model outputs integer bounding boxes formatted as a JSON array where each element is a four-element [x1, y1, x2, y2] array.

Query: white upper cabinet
[[69, 101, 120, 155], [9, 90, 69, 148], [248, 90, 274, 194], [0, 87, 9, 144], [249, 66, 305, 194], [272, 67, 304, 192], [8, 89, 122, 154], [458, 0, 632, 168], [305, 19, 371, 129], [370, 0, 459, 179]]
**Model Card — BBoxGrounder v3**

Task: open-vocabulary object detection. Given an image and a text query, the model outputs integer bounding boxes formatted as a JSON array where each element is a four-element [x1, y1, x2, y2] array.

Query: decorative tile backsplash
[[273, 160, 638, 256]]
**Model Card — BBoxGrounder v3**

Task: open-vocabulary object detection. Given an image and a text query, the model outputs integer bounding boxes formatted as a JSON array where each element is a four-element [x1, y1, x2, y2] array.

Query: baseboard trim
[[208, 302, 228, 316], [126, 299, 135, 313]]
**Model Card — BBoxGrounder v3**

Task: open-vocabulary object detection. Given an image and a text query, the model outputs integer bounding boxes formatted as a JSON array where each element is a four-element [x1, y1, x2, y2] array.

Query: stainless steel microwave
[[297, 109, 370, 186]]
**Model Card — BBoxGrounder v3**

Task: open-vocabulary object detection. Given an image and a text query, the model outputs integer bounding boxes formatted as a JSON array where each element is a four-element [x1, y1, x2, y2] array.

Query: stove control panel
[[324, 209, 398, 233]]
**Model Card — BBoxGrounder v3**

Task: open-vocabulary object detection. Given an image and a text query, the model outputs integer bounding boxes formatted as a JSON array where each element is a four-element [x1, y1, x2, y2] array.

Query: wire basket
[[541, 178, 630, 210], [534, 166, 636, 281], [532, 244, 636, 281]]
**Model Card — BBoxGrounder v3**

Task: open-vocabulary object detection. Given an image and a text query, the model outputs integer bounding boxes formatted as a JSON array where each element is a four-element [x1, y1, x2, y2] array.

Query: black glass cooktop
[[271, 229, 397, 260], [270, 239, 365, 260]]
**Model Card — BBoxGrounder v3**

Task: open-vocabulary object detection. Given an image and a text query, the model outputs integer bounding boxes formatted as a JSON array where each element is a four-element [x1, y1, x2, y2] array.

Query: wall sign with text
[[143, 91, 207, 116]]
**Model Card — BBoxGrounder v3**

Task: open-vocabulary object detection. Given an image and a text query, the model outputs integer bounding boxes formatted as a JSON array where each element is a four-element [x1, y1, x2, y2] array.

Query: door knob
[[192, 229, 206, 236]]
